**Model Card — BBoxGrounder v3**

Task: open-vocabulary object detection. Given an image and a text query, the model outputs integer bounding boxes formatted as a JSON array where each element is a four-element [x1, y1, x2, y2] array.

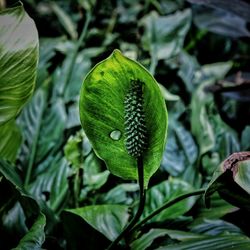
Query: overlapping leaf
[[0, 5, 38, 125]]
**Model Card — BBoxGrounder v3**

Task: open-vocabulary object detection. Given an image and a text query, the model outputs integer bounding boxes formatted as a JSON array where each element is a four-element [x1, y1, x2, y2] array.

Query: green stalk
[[107, 156, 146, 250], [130, 188, 206, 233]]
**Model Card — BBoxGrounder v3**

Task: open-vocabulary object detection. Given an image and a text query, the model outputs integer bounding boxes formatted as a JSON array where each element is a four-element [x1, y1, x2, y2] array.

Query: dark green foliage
[[1, 0, 250, 249]]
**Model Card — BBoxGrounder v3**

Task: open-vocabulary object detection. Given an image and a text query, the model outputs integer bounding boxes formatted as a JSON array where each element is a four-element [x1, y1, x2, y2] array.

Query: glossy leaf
[[79, 49, 168, 188], [28, 154, 71, 211], [155, 235, 250, 250], [0, 119, 22, 162], [161, 120, 198, 177], [83, 152, 110, 190], [191, 62, 232, 155], [141, 9, 191, 60], [12, 213, 46, 250], [131, 229, 202, 250], [102, 183, 138, 205], [191, 219, 244, 236], [18, 88, 66, 172], [141, 178, 195, 222], [66, 204, 129, 241], [0, 4, 38, 125]]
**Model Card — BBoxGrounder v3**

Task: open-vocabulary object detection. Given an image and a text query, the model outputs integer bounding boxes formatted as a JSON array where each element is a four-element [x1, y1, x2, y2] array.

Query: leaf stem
[[107, 156, 146, 250], [130, 188, 206, 233]]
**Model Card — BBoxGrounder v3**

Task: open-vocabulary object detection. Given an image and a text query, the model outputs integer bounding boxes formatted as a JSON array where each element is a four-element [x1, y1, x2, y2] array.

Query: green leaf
[[12, 213, 46, 250], [190, 219, 244, 236], [79, 49, 168, 188], [0, 4, 38, 125], [140, 9, 191, 60], [102, 183, 139, 205], [192, 192, 235, 226], [28, 154, 71, 212], [190, 62, 233, 155], [50, 2, 78, 40], [241, 126, 250, 150], [131, 229, 202, 250], [161, 120, 198, 177], [205, 158, 250, 210], [142, 178, 195, 222], [18, 87, 66, 174], [83, 152, 110, 191], [66, 204, 129, 241], [155, 235, 250, 250], [0, 119, 22, 162]]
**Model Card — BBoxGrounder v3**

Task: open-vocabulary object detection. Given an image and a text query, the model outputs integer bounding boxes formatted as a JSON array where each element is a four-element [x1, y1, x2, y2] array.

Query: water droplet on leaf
[[110, 130, 122, 141]]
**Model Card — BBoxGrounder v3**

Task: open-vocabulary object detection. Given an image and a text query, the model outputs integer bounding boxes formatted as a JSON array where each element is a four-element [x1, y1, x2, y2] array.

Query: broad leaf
[[18, 88, 66, 175], [66, 204, 129, 241], [190, 219, 244, 236], [140, 9, 191, 60], [205, 155, 250, 210], [79, 49, 168, 188], [0, 4, 38, 125], [0, 119, 22, 162], [193, 6, 250, 38], [161, 120, 198, 177], [131, 229, 202, 250], [102, 183, 138, 205], [141, 178, 195, 222], [12, 213, 46, 250], [191, 62, 233, 155], [28, 154, 71, 212], [156, 235, 250, 250]]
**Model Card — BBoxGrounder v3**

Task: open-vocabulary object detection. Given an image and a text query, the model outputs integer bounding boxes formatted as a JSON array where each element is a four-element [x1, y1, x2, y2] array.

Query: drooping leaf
[[79, 49, 168, 188], [0, 119, 22, 162], [62, 209, 110, 250], [12, 213, 46, 250], [66, 204, 129, 241], [205, 155, 250, 210], [141, 178, 195, 222], [0, 4, 38, 125], [193, 5, 250, 38], [0, 160, 44, 249]]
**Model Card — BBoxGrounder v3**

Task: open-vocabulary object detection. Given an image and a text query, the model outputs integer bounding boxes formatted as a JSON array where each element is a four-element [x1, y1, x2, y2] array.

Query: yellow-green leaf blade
[[79, 49, 168, 188]]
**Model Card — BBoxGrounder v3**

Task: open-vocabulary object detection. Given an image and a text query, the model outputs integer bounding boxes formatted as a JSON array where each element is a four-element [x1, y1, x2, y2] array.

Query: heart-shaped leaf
[[79, 49, 168, 188], [0, 4, 39, 125]]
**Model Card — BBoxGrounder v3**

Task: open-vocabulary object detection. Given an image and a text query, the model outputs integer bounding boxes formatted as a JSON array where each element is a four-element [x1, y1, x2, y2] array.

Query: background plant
[[0, 0, 250, 249]]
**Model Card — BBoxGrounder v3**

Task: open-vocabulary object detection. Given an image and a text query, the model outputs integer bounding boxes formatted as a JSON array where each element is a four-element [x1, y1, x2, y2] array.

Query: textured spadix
[[79, 50, 167, 188]]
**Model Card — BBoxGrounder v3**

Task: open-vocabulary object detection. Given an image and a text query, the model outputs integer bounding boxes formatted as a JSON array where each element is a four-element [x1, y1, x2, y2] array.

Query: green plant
[[1, 1, 250, 249]]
